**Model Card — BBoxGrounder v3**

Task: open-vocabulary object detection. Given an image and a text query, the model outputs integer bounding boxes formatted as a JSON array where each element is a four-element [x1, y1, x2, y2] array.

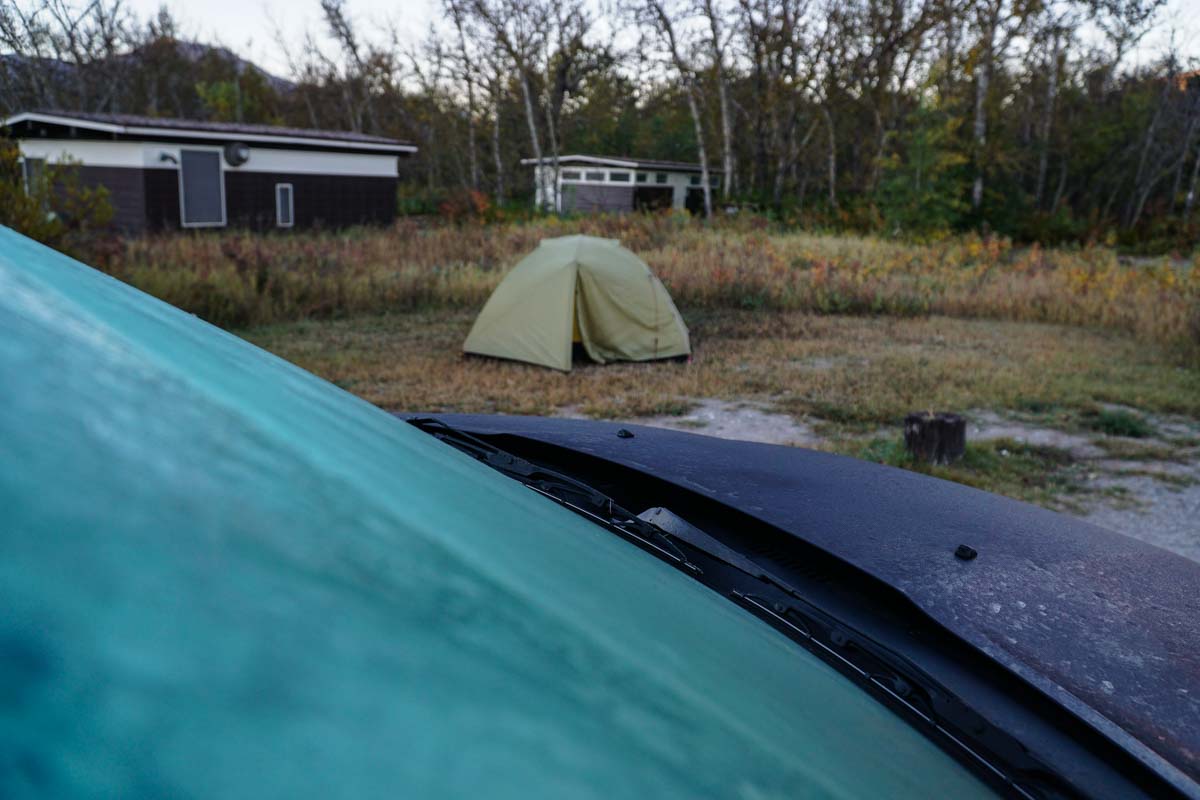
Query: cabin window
[[609, 171, 631, 182], [655, 173, 668, 184], [561, 170, 582, 181], [585, 171, 605, 182], [636, 173, 648, 183], [276, 183, 294, 228], [20, 157, 45, 194], [689, 175, 701, 186], [178, 149, 226, 227]]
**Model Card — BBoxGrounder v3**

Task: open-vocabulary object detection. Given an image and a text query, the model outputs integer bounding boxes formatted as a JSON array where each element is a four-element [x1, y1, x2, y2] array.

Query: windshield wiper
[[408, 416, 1075, 800], [410, 417, 697, 571]]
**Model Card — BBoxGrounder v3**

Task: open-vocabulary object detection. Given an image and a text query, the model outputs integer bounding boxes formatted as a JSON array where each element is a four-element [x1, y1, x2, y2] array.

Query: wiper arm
[[409, 417, 698, 571]]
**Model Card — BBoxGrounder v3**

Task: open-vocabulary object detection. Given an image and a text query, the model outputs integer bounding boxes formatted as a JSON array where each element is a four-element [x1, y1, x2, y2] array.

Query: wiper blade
[[408, 416, 1075, 800], [410, 417, 698, 571]]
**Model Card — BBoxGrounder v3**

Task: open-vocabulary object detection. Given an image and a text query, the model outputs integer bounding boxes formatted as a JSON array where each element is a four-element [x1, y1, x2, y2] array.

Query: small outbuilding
[[521, 155, 719, 214], [463, 235, 691, 371], [3, 110, 416, 232]]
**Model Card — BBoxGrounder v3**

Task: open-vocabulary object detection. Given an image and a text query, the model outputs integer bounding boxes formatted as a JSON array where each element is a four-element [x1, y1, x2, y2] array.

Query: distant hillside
[[0, 40, 293, 120], [161, 41, 294, 94]]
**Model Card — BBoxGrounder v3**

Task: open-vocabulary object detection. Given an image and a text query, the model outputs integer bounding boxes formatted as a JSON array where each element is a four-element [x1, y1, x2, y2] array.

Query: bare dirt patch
[[563, 398, 822, 447]]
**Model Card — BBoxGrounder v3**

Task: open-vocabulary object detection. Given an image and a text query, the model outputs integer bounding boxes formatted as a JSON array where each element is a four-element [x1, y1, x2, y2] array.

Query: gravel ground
[[586, 400, 1200, 563]]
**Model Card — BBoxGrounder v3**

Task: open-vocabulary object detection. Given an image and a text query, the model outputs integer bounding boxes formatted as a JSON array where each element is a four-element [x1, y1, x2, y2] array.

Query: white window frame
[[275, 182, 295, 228], [177, 147, 227, 228]]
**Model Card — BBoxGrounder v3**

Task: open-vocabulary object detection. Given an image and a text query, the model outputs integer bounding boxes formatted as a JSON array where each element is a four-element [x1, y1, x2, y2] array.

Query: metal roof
[[4, 109, 416, 154]]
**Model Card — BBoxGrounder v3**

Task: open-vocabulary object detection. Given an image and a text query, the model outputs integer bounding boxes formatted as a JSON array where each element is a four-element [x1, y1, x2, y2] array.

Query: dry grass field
[[245, 309, 1200, 425], [244, 307, 1200, 516], [95, 216, 1200, 524], [106, 214, 1200, 363]]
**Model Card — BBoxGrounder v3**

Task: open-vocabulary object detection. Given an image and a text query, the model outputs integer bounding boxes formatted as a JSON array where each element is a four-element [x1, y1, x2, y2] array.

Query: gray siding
[[225, 172, 397, 230], [68, 167, 396, 232], [560, 183, 633, 213]]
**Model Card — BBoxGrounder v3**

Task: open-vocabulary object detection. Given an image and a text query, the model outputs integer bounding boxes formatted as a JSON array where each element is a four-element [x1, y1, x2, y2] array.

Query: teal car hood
[[0, 227, 989, 799]]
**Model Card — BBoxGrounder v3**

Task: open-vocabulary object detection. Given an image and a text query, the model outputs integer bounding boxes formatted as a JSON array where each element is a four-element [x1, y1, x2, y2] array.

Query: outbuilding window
[[585, 171, 605, 182], [561, 170, 582, 181], [636, 173, 648, 183], [275, 183, 294, 228], [655, 173, 668, 184], [609, 171, 631, 182], [178, 149, 226, 227], [689, 175, 701, 186]]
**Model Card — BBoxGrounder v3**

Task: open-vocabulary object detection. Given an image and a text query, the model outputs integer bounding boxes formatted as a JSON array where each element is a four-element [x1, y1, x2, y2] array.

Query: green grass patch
[[842, 436, 1091, 510], [1084, 409, 1155, 438], [1092, 438, 1186, 462]]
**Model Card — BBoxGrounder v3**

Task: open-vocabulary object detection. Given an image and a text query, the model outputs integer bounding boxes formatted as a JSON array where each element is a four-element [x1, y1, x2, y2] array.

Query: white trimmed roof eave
[[3, 111, 417, 155]]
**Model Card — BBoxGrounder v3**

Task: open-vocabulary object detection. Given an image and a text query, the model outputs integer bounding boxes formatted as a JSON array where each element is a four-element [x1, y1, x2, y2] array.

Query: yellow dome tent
[[463, 235, 691, 371]]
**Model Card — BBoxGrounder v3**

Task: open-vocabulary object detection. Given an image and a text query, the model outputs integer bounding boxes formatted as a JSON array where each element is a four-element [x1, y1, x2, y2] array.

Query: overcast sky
[[125, 0, 1200, 79]]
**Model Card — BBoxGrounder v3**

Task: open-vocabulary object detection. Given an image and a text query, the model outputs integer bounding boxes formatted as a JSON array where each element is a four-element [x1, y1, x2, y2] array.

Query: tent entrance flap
[[463, 235, 690, 371]]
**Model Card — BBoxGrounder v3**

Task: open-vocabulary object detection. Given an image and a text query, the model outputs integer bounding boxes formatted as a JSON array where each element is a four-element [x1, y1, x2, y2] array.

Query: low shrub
[[0, 139, 115, 259]]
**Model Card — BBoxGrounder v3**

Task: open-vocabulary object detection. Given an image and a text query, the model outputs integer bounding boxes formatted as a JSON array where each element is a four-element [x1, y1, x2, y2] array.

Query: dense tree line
[[2, 0, 1197, 245]]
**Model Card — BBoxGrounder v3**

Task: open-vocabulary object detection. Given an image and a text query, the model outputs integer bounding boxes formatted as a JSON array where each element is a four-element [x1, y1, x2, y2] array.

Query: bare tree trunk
[[685, 87, 713, 217], [448, 1, 480, 189], [517, 74, 546, 207], [465, 91, 480, 190], [1169, 104, 1198, 214], [821, 104, 837, 209], [467, 0, 551, 207], [972, 50, 991, 212], [1052, 158, 1068, 212], [1126, 84, 1166, 226], [1129, 171, 1167, 228], [715, 73, 734, 202], [321, 0, 378, 133], [1035, 30, 1060, 209], [701, 0, 734, 201], [773, 139, 789, 207], [643, 0, 710, 217], [491, 81, 505, 204], [543, 79, 562, 212], [869, 107, 885, 193]]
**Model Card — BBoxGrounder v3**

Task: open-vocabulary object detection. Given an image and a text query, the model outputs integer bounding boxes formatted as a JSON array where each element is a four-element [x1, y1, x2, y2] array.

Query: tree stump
[[904, 412, 966, 465]]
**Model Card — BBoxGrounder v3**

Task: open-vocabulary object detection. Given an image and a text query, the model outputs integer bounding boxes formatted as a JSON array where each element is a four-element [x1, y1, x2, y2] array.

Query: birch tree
[[632, 0, 713, 217]]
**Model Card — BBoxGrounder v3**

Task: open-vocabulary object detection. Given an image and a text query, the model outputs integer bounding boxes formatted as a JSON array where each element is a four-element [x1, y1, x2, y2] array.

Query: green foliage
[[0, 140, 114, 259], [196, 68, 282, 125], [1085, 408, 1155, 438], [397, 184, 445, 216], [877, 105, 969, 239]]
